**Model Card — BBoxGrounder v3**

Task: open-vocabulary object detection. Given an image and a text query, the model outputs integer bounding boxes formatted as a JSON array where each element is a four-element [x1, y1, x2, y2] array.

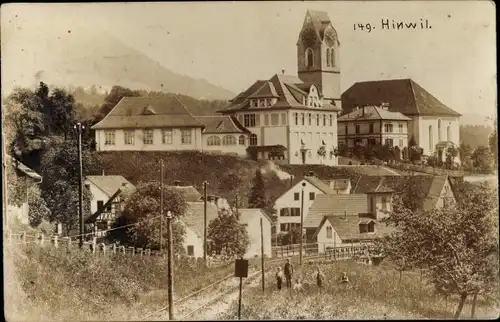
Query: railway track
[[143, 253, 339, 321]]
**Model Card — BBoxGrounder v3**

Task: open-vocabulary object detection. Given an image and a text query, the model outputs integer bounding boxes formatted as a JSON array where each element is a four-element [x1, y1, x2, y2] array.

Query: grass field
[[217, 259, 500, 320]]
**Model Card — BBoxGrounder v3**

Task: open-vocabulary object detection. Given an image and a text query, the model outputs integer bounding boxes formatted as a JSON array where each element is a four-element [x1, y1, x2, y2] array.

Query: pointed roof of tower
[[305, 9, 339, 43]]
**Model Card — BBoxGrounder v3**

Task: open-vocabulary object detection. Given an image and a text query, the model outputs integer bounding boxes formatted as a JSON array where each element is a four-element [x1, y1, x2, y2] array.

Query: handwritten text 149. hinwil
[[354, 19, 432, 32]]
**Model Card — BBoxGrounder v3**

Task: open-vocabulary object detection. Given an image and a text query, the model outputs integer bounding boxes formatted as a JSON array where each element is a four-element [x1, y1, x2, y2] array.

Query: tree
[[48, 88, 77, 138], [459, 143, 473, 161], [248, 170, 267, 208], [408, 136, 423, 162], [96, 86, 141, 121], [219, 172, 243, 207], [379, 182, 499, 318], [39, 138, 101, 234], [489, 119, 497, 165], [445, 146, 459, 169], [281, 226, 302, 245], [207, 209, 249, 257], [28, 191, 52, 228], [471, 146, 494, 174], [109, 182, 187, 253]]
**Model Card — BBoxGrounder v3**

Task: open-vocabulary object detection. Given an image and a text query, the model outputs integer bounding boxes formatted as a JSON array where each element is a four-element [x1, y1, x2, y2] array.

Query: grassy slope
[[98, 151, 388, 207], [217, 260, 499, 320]]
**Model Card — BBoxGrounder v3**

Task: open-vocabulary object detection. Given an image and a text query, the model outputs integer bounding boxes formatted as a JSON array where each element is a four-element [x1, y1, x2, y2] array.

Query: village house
[[273, 172, 351, 235], [337, 104, 412, 150], [341, 79, 461, 161], [179, 201, 219, 258], [237, 208, 273, 258], [218, 10, 342, 165], [84, 175, 136, 235]]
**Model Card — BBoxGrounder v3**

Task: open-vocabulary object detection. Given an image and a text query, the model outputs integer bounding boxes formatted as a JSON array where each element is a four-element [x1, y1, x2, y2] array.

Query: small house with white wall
[[84, 175, 135, 235], [179, 201, 219, 257], [274, 172, 346, 234], [237, 208, 273, 258]]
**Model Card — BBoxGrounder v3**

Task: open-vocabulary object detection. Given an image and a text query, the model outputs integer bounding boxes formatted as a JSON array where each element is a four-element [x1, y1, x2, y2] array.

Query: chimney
[[282, 69, 285, 75], [355, 106, 359, 111], [121, 182, 127, 187], [289, 175, 294, 188]]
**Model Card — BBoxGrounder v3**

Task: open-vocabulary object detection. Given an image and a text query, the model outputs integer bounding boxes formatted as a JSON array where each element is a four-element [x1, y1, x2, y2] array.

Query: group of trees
[[378, 180, 499, 318]]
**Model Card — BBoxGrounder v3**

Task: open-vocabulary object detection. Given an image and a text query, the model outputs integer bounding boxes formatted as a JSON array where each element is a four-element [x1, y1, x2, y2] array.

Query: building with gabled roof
[[179, 201, 219, 257], [338, 104, 412, 150], [216, 10, 343, 165], [341, 78, 461, 158], [237, 208, 273, 258]]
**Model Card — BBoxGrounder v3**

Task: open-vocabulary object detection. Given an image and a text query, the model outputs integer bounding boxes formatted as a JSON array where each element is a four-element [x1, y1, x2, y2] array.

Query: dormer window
[[359, 220, 375, 233], [266, 98, 272, 107]]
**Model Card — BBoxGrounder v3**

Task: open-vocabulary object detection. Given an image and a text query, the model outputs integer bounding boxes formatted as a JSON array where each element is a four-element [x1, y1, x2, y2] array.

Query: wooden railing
[[272, 242, 379, 260]]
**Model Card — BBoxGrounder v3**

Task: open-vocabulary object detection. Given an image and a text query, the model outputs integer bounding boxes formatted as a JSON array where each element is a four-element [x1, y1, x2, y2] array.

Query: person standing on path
[[316, 267, 325, 289], [276, 267, 284, 290], [284, 259, 294, 289]]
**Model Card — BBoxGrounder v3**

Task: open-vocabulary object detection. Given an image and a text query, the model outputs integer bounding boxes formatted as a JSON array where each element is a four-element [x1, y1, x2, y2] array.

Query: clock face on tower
[[301, 28, 317, 47], [325, 29, 336, 47]]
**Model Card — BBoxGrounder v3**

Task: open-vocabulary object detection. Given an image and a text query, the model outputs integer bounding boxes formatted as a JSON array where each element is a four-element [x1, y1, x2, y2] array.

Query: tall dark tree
[[207, 209, 249, 257], [471, 146, 494, 174], [248, 169, 267, 208], [49, 88, 76, 138]]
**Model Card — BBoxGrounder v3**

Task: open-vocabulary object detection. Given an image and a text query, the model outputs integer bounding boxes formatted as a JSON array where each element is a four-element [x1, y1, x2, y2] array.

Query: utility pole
[[203, 181, 208, 267], [260, 217, 265, 292], [75, 123, 84, 248], [167, 210, 174, 320], [235, 193, 239, 220], [160, 159, 164, 253], [299, 182, 306, 266]]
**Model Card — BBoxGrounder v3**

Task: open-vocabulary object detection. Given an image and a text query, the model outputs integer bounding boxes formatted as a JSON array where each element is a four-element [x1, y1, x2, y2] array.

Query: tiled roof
[[305, 194, 369, 228], [313, 215, 395, 242], [219, 73, 341, 113], [168, 186, 202, 202], [338, 105, 411, 121], [237, 208, 273, 225], [306, 10, 339, 44], [304, 176, 337, 194], [247, 81, 279, 99], [338, 165, 402, 176], [181, 201, 219, 239], [91, 96, 205, 129], [341, 79, 462, 117], [324, 178, 351, 191], [352, 175, 449, 211], [195, 115, 250, 134], [86, 175, 135, 197]]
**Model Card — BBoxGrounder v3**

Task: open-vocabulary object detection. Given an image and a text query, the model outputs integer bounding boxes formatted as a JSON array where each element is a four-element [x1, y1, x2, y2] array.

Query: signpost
[[234, 258, 249, 320]]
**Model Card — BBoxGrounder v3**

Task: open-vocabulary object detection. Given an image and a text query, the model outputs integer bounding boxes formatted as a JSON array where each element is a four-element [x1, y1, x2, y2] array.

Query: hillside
[[460, 124, 494, 149], [5, 26, 235, 100]]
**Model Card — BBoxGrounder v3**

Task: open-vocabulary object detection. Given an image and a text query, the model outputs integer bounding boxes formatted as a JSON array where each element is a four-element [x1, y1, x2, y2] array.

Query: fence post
[[64, 237, 72, 248], [112, 244, 117, 254], [90, 237, 97, 254], [53, 235, 59, 248], [138, 248, 143, 256], [120, 246, 126, 254], [100, 243, 106, 255], [130, 247, 135, 256], [146, 249, 151, 256]]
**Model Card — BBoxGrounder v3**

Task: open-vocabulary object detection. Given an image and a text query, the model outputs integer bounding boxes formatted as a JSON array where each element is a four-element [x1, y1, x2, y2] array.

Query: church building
[[218, 10, 343, 165]]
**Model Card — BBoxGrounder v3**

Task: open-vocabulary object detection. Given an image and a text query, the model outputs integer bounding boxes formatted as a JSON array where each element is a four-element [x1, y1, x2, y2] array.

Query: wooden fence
[[272, 242, 379, 262]]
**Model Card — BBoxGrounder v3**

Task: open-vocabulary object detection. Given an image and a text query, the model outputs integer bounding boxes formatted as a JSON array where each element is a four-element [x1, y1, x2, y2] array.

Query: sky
[[1, 1, 497, 118]]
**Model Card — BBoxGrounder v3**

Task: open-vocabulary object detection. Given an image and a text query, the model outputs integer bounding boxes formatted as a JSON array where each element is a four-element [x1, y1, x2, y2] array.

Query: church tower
[[297, 10, 341, 110]]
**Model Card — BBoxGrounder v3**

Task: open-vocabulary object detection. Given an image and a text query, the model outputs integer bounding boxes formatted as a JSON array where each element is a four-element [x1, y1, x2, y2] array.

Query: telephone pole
[[260, 217, 265, 292], [235, 193, 239, 220], [167, 210, 174, 320], [160, 159, 164, 253], [75, 123, 84, 248], [299, 182, 306, 266], [203, 181, 208, 267]]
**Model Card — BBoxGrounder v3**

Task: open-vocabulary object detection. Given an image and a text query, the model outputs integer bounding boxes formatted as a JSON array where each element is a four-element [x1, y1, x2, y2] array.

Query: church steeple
[[297, 10, 341, 109]]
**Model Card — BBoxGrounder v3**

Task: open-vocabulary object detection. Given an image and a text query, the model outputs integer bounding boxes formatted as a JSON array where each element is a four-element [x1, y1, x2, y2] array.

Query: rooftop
[[195, 115, 249, 134], [85, 175, 135, 197], [338, 105, 412, 121], [305, 194, 369, 228]]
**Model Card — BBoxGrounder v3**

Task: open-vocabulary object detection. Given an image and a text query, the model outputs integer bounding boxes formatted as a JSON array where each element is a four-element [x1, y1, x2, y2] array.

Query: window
[[331, 48, 335, 67], [369, 123, 374, 133], [438, 119, 442, 141], [381, 196, 388, 210], [398, 123, 403, 133], [329, 115, 333, 126], [385, 138, 393, 147], [124, 130, 134, 145], [326, 48, 331, 67], [104, 131, 115, 145], [97, 200, 104, 211], [355, 139, 362, 146], [181, 129, 192, 144], [238, 135, 245, 145], [264, 114, 269, 126], [244, 114, 256, 127], [251, 100, 258, 108], [344, 124, 348, 135], [399, 139, 404, 147], [323, 114, 326, 126], [143, 130, 153, 145], [223, 135, 236, 145], [384, 123, 393, 133], [290, 208, 301, 216], [359, 224, 368, 234], [207, 136, 221, 146], [429, 125, 433, 152], [249, 134, 258, 146], [280, 208, 290, 217], [266, 98, 272, 107], [306, 48, 314, 67], [301, 113, 305, 125], [368, 138, 376, 145], [280, 223, 289, 232], [316, 114, 320, 126], [162, 129, 173, 144], [293, 113, 298, 125], [308, 113, 312, 125], [271, 114, 279, 126], [368, 222, 375, 233], [326, 226, 332, 239], [355, 124, 360, 134], [309, 192, 315, 200], [187, 245, 194, 256], [281, 113, 287, 125], [294, 192, 299, 200], [447, 126, 451, 141]]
